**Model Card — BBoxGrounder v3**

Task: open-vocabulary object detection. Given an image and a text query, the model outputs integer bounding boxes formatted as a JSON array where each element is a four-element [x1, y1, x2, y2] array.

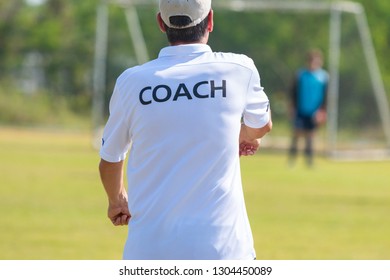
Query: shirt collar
[[158, 44, 212, 58]]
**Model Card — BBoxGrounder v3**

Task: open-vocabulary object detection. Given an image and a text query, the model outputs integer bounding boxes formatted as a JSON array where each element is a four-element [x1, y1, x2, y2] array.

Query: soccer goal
[[93, 0, 390, 160]]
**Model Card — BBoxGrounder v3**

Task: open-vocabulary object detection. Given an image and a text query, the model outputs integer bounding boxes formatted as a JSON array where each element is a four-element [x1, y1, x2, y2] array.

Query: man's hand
[[99, 159, 131, 226], [239, 119, 272, 157], [108, 191, 131, 226], [315, 108, 327, 125], [239, 139, 261, 156]]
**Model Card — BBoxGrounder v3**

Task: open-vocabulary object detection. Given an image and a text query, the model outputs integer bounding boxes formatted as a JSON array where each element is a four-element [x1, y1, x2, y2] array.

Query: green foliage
[[0, 0, 97, 96], [0, 0, 389, 127], [0, 85, 90, 128]]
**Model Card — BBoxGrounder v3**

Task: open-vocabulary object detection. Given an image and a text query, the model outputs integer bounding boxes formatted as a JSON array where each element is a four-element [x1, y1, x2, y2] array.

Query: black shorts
[[293, 114, 317, 131]]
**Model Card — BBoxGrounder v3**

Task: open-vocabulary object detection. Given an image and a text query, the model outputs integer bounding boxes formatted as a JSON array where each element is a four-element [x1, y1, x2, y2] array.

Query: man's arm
[[239, 116, 272, 156], [99, 159, 131, 226]]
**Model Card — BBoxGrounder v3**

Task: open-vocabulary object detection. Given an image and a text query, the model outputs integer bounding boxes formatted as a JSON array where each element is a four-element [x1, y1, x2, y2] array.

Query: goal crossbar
[[213, 0, 363, 14], [105, 0, 362, 13]]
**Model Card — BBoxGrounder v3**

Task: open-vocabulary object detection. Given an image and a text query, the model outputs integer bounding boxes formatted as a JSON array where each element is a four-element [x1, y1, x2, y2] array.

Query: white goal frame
[[93, 0, 390, 159]]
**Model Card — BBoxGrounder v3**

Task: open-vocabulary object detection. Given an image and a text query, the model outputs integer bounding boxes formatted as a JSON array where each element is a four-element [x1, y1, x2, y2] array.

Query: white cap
[[159, 0, 212, 29]]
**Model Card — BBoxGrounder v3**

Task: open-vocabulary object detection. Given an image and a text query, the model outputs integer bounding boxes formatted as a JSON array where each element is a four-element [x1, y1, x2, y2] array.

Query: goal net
[[93, 0, 390, 160]]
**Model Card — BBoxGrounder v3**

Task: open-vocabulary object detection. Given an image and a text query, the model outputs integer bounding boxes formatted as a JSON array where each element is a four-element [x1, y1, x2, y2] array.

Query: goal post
[[92, 0, 390, 159], [92, 0, 149, 148]]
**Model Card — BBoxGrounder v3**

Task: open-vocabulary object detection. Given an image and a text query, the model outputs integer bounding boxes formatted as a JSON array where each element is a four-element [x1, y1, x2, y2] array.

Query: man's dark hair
[[164, 15, 209, 44]]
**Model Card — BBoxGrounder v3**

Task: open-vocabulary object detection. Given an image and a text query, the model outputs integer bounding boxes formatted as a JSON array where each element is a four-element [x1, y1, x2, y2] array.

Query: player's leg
[[288, 131, 299, 162], [304, 131, 314, 167], [304, 116, 317, 167], [288, 115, 303, 166]]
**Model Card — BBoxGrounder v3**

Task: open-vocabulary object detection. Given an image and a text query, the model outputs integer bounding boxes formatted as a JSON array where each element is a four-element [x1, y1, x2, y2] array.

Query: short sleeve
[[243, 65, 271, 128], [99, 81, 132, 162]]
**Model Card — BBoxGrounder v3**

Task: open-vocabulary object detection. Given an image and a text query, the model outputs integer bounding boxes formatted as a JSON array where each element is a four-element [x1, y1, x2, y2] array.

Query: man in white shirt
[[99, 0, 272, 260]]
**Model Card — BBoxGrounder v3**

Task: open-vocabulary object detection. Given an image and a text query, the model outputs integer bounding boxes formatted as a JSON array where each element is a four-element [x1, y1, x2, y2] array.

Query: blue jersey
[[294, 68, 328, 117]]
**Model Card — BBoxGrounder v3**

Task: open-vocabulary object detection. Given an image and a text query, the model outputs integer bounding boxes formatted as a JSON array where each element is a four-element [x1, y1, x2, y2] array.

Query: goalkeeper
[[288, 49, 329, 167]]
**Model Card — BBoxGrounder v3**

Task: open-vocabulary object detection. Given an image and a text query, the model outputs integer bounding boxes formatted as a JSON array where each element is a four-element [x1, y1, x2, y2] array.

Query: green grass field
[[1, 127, 390, 260]]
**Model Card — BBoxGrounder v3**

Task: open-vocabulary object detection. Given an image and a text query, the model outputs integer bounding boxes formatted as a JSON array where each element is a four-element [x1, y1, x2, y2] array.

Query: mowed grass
[[0, 127, 126, 259], [242, 153, 390, 259], [1, 127, 390, 260]]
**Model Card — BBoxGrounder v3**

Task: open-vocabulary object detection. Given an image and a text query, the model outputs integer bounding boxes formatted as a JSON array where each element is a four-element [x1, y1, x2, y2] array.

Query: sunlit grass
[[0, 127, 126, 259], [1, 127, 389, 259], [241, 154, 390, 259]]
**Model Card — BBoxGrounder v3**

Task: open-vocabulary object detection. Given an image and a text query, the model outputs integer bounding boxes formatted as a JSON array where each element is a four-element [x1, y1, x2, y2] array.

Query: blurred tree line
[[0, 0, 389, 127]]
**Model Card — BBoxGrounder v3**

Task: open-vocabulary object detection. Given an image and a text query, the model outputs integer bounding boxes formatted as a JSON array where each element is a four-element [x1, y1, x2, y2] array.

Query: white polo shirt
[[100, 44, 270, 260]]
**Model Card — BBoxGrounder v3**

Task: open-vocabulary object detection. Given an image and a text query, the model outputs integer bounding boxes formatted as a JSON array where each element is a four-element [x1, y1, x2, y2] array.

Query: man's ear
[[207, 10, 214, 32], [157, 13, 166, 32]]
